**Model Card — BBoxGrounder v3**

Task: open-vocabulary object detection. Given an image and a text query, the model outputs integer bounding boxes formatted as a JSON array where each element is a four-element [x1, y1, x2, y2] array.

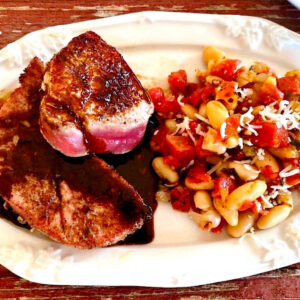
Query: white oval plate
[[288, 0, 300, 9], [0, 11, 300, 287]]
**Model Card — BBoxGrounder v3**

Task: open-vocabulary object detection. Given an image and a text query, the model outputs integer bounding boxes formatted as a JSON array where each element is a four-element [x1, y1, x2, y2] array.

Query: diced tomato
[[228, 147, 246, 160], [239, 201, 254, 211], [148, 88, 181, 115], [168, 70, 188, 94], [287, 159, 300, 168], [278, 76, 300, 95], [223, 114, 240, 139], [170, 186, 192, 212], [286, 173, 300, 186], [212, 173, 236, 199], [150, 125, 170, 155], [210, 59, 241, 81], [163, 155, 184, 169], [185, 82, 199, 95], [186, 166, 212, 184], [250, 121, 289, 148], [211, 218, 226, 234], [199, 85, 216, 103], [189, 121, 198, 134], [185, 85, 215, 107], [166, 135, 195, 163], [261, 165, 279, 181], [195, 136, 213, 158], [259, 82, 284, 105], [148, 87, 164, 104], [235, 66, 246, 77]]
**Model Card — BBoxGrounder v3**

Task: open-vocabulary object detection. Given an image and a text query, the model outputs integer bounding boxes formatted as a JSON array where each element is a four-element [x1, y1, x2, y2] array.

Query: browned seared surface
[[40, 31, 153, 156], [44, 31, 151, 117], [0, 58, 146, 248]]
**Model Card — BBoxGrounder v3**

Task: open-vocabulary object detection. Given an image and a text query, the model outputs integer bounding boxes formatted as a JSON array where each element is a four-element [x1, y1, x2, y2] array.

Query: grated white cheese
[[174, 116, 190, 135], [236, 87, 253, 99], [270, 184, 292, 194], [153, 130, 159, 136], [208, 161, 222, 175], [279, 167, 300, 178], [257, 148, 265, 160], [195, 113, 211, 125], [179, 159, 195, 174], [187, 129, 196, 144], [259, 100, 300, 130], [233, 159, 252, 164], [220, 122, 227, 139], [177, 94, 185, 106], [238, 137, 244, 149], [261, 194, 274, 208], [195, 124, 206, 136], [240, 107, 254, 126], [239, 107, 259, 136], [243, 140, 253, 146]]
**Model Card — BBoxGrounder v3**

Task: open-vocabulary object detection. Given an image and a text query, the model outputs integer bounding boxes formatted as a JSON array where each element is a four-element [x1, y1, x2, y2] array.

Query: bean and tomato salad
[[149, 46, 300, 237]]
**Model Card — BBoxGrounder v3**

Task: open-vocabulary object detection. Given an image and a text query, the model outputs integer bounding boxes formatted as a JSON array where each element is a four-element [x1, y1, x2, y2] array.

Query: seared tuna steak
[[40, 31, 153, 157], [0, 58, 146, 248]]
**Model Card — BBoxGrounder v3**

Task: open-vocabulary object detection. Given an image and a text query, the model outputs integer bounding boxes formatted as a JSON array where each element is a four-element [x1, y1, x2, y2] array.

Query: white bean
[[226, 180, 267, 210], [257, 205, 292, 230], [226, 211, 258, 238], [185, 177, 214, 190], [202, 127, 226, 154], [206, 101, 229, 130], [181, 104, 197, 120], [213, 197, 238, 226], [165, 119, 177, 133], [268, 145, 299, 160], [254, 150, 279, 174], [194, 191, 213, 210], [152, 157, 179, 183], [189, 209, 221, 230], [229, 161, 259, 181]]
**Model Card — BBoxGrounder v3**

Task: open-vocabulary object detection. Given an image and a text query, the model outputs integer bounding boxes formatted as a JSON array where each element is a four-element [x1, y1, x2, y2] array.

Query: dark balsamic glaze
[[99, 117, 159, 244]]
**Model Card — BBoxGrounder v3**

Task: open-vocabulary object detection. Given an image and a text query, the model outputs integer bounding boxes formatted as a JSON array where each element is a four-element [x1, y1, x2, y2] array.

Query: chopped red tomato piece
[[148, 87, 164, 104], [228, 147, 246, 160], [170, 186, 192, 212], [286, 173, 300, 186], [261, 165, 279, 181], [163, 155, 184, 169], [250, 121, 289, 148], [150, 125, 170, 155], [212, 173, 236, 199], [287, 159, 300, 168], [166, 135, 195, 163], [278, 76, 300, 95], [239, 201, 254, 211], [189, 121, 198, 134], [195, 136, 213, 158], [185, 82, 199, 95], [259, 82, 283, 105], [185, 85, 215, 107], [168, 70, 188, 94], [148, 88, 180, 114], [223, 114, 240, 139], [210, 59, 241, 81], [187, 166, 212, 184]]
